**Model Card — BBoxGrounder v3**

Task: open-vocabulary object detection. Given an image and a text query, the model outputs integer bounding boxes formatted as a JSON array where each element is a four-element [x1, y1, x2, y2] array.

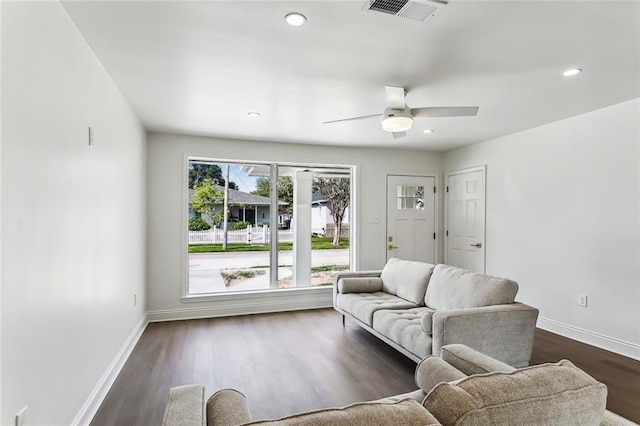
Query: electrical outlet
[[578, 294, 588, 308], [88, 126, 94, 147], [16, 406, 27, 426], [133, 294, 137, 306]]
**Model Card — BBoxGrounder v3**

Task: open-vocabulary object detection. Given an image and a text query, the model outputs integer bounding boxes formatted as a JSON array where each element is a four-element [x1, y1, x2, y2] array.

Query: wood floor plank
[[90, 309, 640, 425]]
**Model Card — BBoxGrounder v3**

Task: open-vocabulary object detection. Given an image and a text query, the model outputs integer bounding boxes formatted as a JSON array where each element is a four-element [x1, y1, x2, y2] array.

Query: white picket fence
[[189, 226, 294, 245]]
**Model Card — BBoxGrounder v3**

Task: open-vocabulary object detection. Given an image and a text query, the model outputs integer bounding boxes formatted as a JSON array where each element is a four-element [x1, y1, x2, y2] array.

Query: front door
[[386, 175, 436, 263], [445, 166, 486, 272]]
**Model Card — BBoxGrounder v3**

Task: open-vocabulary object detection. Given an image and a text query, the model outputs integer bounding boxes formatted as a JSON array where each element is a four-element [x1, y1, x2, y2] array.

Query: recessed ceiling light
[[285, 13, 307, 27], [562, 68, 582, 77], [423, 129, 434, 134], [247, 112, 261, 118]]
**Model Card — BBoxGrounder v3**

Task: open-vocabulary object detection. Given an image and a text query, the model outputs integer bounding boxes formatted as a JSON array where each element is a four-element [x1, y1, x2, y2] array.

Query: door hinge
[[433, 232, 436, 239], [433, 186, 436, 194], [446, 186, 449, 192], [446, 230, 449, 236]]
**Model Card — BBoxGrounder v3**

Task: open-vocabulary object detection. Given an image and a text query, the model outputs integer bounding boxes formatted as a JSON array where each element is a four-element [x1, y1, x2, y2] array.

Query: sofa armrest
[[440, 344, 516, 375], [338, 277, 384, 294], [414, 356, 466, 394], [163, 385, 206, 426], [431, 303, 539, 368], [601, 410, 638, 425], [206, 389, 252, 426]]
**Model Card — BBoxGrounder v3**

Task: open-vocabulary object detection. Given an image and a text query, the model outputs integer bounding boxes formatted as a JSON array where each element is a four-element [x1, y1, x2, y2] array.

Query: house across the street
[[311, 190, 350, 236], [189, 186, 288, 227]]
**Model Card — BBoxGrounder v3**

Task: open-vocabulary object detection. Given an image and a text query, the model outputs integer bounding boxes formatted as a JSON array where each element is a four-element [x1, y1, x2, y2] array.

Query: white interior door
[[446, 167, 486, 272], [387, 175, 436, 263]]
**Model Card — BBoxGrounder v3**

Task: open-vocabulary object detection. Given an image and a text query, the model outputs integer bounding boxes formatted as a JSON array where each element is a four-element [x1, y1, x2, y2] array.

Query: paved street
[[188, 249, 349, 293]]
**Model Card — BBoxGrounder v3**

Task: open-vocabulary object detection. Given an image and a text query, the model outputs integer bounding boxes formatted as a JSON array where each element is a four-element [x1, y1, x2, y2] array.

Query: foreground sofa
[[163, 344, 637, 426], [333, 258, 539, 366]]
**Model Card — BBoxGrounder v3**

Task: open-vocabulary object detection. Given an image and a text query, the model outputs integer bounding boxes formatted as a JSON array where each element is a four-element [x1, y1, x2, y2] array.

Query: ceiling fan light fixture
[[381, 108, 413, 132], [382, 115, 412, 132], [423, 129, 434, 134], [562, 68, 582, 77], [284, 12, 307, 27], [247, 112, 261, 118]]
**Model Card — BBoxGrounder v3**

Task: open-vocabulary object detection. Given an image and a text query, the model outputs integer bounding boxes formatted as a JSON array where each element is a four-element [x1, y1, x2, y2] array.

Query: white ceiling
[[61, 1, 640, 151]]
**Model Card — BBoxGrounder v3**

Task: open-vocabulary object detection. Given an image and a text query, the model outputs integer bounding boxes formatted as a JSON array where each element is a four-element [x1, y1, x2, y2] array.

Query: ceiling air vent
[[361, 0, 447, 22]]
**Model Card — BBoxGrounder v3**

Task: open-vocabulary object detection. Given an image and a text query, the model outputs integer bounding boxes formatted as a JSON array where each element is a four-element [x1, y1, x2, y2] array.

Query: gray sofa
[[163, 344, 637, 425], [333, 258, 539, 367]]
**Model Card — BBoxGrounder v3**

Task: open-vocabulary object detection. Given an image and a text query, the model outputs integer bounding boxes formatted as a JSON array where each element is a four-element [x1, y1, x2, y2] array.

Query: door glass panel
[[396, 185, 424, 210]]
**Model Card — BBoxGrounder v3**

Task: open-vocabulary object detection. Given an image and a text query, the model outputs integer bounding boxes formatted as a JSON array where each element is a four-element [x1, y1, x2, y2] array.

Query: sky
[[228, 164, 258, 193]]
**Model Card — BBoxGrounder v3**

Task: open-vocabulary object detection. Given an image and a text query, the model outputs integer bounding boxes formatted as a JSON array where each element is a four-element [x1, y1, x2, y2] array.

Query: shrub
[[189, 217, 211, 231], [230, 221, 251, 231]]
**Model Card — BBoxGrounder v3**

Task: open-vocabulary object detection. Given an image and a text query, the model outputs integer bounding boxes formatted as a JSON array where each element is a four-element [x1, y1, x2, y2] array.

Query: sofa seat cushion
[[336, 292, 418, 326], [242, 398, 442, 426], [380, 258, 435, 304], [425, 265, 518, 311], [423, 360, 607, 426], [372, 307, 433, 358]]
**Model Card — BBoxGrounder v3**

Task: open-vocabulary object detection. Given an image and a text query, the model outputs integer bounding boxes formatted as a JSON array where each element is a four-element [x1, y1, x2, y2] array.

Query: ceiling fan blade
[[323, 113, 382, 125], [392, 131, 406, 139], [411, 106, 479, 118], [385, 86, 406, 110]]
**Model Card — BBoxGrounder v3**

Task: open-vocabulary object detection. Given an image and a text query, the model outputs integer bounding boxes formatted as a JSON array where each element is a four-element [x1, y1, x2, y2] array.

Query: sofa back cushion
[[425, 265, 517, 310], [423, 360, 607, 426], [243, 398, 442, 426], [380, 258, 435, 305]]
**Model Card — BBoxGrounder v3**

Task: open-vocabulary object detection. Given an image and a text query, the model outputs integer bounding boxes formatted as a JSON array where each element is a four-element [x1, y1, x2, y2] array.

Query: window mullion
[[269, 164, 279, 288]]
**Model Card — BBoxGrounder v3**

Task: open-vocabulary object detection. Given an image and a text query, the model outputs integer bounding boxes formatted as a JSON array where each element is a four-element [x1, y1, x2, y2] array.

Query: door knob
[[470, 243, 482, 248], [388, 244, 398, 250]]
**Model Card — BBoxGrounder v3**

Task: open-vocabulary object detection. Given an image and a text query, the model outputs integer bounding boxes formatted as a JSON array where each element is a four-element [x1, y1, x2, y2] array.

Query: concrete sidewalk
[[188, 249, 349, 294]]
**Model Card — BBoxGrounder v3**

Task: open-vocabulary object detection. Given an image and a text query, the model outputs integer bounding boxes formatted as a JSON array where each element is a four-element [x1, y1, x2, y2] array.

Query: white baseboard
[[537, 317, 640, 361], [148, 288, 333, 322], [71, 314, 149, 426]]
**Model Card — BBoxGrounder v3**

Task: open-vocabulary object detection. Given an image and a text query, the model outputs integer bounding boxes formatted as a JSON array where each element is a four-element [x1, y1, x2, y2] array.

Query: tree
[[189, 163, 238, 189], [251, 176, 293, 210], [313, 178, 350, 247], [191, 179, 223, 226]]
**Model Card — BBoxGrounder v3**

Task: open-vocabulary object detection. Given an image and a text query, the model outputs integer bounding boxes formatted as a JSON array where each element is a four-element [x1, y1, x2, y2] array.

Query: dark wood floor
[[90, 309, 640, 425]]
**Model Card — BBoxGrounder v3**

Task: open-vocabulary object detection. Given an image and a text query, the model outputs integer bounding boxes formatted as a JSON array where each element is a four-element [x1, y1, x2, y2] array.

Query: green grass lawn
[[189, 236, 349, 253]]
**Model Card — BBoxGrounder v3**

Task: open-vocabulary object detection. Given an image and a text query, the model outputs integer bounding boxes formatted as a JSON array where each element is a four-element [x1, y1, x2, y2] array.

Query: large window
[[186, 159, 352, 295]]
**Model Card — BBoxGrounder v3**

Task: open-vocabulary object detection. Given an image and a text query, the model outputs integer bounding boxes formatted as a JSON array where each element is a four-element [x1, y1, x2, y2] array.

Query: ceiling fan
[[323, 86, 479, 139]]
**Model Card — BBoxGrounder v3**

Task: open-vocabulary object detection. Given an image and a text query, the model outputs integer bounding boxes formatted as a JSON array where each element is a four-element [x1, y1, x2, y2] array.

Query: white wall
[[444, 98, 640, 359], [147, 132, 442, 317], [0, 1, 3, 421], [1, 3, 147, 425]]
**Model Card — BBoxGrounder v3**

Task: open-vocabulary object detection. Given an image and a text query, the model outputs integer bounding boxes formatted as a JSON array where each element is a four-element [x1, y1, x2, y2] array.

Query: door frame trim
[[444, 165, 487, 272], [385, 173, 439, 264]]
